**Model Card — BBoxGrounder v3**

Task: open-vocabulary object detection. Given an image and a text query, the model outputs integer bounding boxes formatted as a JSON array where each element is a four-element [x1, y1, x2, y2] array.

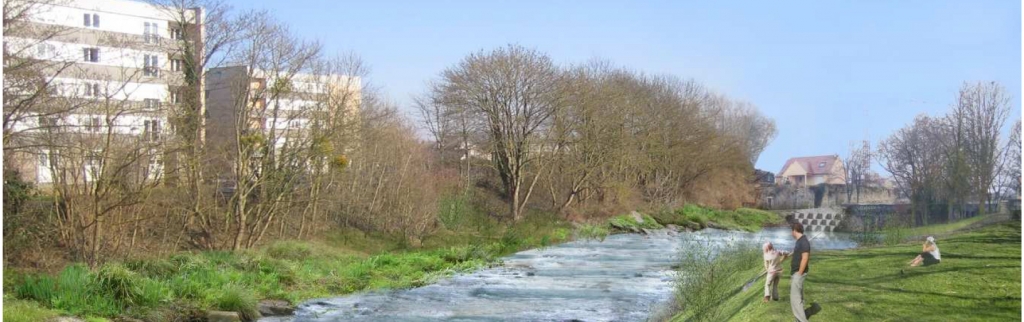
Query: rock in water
[[258, 300, 296, 316], [207, 311, 241, 322]]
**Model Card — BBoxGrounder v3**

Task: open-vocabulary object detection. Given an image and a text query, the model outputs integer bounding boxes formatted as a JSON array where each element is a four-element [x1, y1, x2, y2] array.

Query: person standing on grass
[[790, 223, 811, 322], [763, 241, 790, 302]]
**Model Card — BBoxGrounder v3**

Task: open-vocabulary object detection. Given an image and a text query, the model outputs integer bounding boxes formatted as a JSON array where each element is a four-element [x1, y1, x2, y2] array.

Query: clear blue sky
[[228, 0, 1021, 174]]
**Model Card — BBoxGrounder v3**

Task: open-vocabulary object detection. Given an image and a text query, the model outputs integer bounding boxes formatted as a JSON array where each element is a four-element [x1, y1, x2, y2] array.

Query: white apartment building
[[3, 0, 204, 185]]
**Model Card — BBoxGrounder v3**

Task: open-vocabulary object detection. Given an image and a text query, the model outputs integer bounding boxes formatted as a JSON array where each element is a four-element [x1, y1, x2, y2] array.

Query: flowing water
[[261, 227, 856, 322]]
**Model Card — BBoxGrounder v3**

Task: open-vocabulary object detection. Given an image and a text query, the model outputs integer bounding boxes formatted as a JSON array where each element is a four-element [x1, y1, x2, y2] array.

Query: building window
[[38, 115, 58, 128], [170, 91, 180, 104], [143, 119, 160, 142], [169, 27, 184, 40], [144, 22, 160, 44], [83, 83, 101, 97], [143, 98, 160, 109], [144, 54, 159, 77], [85, 151, 102, 178], [170, 58, 184, 72], [36, 43, 55, 57], [83, 48, 99, 62], [83, 13, 99, 27], [818, 162, 826, 168], [85, 117, 102, 132]]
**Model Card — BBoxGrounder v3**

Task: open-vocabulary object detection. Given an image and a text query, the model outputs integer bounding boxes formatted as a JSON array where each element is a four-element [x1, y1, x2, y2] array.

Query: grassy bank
[[670, 220, 1022, 322], [648, 205, 784, 232], [3, 210, 574, 321], [3, 202, 780, 321]]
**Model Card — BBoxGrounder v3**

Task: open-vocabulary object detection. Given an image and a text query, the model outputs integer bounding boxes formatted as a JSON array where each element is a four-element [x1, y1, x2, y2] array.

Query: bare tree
[[844, 140, 871, 203], [150, 0, 246, 249], [434, 45, 562, 221], [214, 13, 325, 250], [414, 89, 454, 162], [878, 115, 946, 225], [1007, 120, 1022, 198], [950, 82, 1011, 212]]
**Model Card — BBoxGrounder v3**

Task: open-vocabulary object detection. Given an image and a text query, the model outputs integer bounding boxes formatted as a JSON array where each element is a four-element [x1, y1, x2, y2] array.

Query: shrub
[[97, 263, 144, 305]]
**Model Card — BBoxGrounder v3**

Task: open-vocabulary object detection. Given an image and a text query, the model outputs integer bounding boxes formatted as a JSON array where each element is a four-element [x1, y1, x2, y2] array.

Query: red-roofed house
[[778, 155, 846, 187]]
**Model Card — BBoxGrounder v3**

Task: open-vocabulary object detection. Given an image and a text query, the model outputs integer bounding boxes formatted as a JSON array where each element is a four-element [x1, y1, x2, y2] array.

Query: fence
[[841, 202, 1001, 232]]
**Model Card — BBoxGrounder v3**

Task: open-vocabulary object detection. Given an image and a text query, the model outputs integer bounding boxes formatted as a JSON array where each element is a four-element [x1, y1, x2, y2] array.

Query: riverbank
[[3, 210, 574, 322], [669, 219, 1022, 321], [4, 205, 783, 321]]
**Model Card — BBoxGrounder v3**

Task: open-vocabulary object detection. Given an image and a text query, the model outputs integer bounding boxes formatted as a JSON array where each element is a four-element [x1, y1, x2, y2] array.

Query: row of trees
[[417, 46, 777, 221], [3, 0, 448, 266], [877, 82, 1019, 225], [3, 2, 777, 266]]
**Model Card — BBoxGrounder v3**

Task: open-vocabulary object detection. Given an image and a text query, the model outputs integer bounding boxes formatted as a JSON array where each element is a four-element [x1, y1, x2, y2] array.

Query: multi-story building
[[3, 0, 204, 185], [204, 66, 360, 178]]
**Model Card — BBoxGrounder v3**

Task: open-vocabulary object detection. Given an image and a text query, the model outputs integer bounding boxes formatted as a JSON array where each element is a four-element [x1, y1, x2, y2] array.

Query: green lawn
[[901, 213, 1000, 238], [683, 221, 1022, 322]]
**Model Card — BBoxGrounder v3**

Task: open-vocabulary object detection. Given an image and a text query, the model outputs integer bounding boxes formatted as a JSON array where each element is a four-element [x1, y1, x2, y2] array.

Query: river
[[261, 227, 856, 322]]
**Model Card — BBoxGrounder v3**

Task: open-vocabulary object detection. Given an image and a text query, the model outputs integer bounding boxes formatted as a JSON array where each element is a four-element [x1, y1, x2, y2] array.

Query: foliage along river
[[261, 227, 856, 322]]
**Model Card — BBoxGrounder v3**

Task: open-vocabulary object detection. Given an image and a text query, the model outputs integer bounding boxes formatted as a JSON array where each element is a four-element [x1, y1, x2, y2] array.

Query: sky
[[228, 0, 1021, 174]]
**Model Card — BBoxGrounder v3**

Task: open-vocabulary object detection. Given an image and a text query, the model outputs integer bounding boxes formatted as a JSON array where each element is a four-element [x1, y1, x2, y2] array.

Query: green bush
[[97, 263, 144, 305]]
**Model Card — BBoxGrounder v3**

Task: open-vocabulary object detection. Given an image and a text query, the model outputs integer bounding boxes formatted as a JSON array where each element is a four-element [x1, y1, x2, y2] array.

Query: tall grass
[[214, 284, 259, 321], [672, 236, 761, 322]]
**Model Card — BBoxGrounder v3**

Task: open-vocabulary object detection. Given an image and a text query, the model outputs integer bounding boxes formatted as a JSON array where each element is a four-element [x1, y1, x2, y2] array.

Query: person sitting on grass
[[762, 241, 790, 302], [909, 236, 941, 267]]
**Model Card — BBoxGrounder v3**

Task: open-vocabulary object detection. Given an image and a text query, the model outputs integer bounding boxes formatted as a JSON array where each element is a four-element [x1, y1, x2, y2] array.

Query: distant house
[[778, 155, 846, 187]]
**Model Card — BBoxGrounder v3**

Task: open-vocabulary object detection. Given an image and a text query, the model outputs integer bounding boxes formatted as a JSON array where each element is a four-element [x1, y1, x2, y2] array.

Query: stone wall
[[762, 184, 896, 210]]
